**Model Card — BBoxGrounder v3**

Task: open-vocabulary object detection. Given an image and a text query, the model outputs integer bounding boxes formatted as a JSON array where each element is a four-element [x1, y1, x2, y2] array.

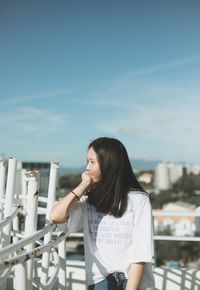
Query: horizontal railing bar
[[0, 232, 67, 271], [154, 235, 200, 241], [12, 230, 25, 239], [37, 207, 47, 215], [12, 232, 44, 247], [68, 232, 200, 242], [38, 196, 48, 203], [153, 210, 200, 217], [0, 223, 56, 260], [0, 206, 21, 229], [69, 232, 84, 238]]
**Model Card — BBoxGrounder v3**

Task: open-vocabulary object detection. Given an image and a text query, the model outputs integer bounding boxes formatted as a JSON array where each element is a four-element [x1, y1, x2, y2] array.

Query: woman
[[50, 137, 155, 290]]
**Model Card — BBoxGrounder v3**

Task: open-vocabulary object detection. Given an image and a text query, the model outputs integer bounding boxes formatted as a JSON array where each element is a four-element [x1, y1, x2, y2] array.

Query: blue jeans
[[88, 272, 127, 290]]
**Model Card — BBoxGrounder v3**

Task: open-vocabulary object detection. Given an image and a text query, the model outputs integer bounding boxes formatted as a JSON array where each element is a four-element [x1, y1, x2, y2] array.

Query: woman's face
[[86, 147, 101, 183]]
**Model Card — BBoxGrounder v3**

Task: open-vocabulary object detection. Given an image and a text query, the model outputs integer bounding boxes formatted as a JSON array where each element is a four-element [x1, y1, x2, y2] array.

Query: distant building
[[154, 201, 196, 236], [184, 164, 200, 175], [138, 172, 153, 184], [154, 162, 183, 191], [154, 163, 170, 190]]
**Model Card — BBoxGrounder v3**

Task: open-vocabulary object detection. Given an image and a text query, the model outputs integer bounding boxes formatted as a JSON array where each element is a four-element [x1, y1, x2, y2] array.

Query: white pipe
[[2, 158, 17, 246], [0, 160, 6, 221], [153, 210, 200, 217], [13, 168, 27, 290], [153, 235, 200, 241], [24, 171, 39, 290], [38, 196, 48, 203], [0, 223, 56, 260], [21, 169, 28, 209], [0, 206, 20, 229], [13, 263, 27, 290], [1, 158, 17, 290], [37, 207, 47, 215], [46, 162, 59, 219], [58, 239, 67, 289], [40, 162, 59, 288], [0, 232, 67, 271]]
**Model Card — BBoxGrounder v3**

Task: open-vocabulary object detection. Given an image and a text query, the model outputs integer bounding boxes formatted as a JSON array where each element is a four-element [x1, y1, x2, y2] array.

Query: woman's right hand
[[81, 171, 93, 190]]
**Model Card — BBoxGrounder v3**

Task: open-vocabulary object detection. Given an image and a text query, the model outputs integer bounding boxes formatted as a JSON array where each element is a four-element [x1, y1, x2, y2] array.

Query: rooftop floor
[[32, 259, 200, 290]]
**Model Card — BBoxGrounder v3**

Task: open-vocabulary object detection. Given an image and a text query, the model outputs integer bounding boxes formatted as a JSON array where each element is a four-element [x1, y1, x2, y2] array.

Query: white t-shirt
[[60, 191, 155, 289]]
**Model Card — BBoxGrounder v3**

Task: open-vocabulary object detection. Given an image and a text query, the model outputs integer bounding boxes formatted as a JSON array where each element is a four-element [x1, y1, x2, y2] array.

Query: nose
[[86, 163, 90, 171]]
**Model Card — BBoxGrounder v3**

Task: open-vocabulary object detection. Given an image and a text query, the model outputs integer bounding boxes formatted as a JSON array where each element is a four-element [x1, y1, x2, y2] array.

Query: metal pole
[[13, 166, 28, 290], [21, 168, 28, 209], [40, 162, 59, 288], [12, 161, 23, 243], [1, 157, 17, 290], [3, 157, 17, 246], [58, 239, 67, 289], [0, 160, 6, 242], [23, 171, 39, 290]]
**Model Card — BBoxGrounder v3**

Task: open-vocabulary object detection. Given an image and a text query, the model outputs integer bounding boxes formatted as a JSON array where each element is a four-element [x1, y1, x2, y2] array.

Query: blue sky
[[1, 0, 200, 167]]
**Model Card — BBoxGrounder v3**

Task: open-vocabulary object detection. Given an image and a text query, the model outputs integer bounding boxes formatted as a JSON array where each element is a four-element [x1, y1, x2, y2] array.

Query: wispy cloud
[[2, 90, 72, 105], [88, 55, 200, 157], [124, 54, 200, 78], [0, 106, 67, 138], [85, 54, 200, 110], [151, 116, 175, 125], [97, 98, 200, 144]]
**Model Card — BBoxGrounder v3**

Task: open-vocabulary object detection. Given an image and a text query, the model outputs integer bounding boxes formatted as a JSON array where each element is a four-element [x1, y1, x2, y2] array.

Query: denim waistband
[[111, 272, 126, 280], [88, 272, 127, 290]]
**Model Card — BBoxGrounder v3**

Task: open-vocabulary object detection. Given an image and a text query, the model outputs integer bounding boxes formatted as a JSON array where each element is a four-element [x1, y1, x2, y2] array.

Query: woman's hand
[[81, 171, 93, 191]]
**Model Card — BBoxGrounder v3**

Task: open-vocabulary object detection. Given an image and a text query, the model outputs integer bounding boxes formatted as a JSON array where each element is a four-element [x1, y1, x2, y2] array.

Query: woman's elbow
[[49, 211, 58, 223], [49, 210, 68, 224], [49, 207, 61, 223]]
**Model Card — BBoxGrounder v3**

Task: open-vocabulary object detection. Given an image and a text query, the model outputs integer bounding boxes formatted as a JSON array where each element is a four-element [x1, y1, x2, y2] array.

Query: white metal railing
[[0, 158, 200, 290], [0, 158, 66, 290]]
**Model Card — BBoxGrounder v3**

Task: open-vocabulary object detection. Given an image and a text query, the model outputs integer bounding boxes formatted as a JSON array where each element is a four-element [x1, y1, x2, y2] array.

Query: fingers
[[82, 171, 93, 184]]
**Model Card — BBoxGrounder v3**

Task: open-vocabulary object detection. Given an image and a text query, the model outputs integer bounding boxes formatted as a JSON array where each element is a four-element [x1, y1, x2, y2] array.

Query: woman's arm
[[50, 172, 92, 224], [125, 262, 145, 290]]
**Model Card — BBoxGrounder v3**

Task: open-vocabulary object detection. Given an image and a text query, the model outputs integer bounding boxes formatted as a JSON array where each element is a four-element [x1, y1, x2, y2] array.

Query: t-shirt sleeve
[[57, 201, 84, 234], [130, 193, 154, 263]]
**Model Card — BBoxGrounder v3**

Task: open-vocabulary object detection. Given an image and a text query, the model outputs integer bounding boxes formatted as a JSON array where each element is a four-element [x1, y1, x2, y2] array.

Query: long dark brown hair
[[87, 137, 146, 217]]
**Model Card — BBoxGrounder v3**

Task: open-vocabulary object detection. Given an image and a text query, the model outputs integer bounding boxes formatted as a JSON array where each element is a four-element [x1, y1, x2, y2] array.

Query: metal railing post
[[21, 168, 28, 209], [23, 171, 39, 290], [1, 157, 17, 290], [2, 157, 17, 246], [58, 239, 67, 289], [40, 162, 59, 289], [0, 160, 6, 241], [12, 161, 23, 244], [13, 168, 28, 290]]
